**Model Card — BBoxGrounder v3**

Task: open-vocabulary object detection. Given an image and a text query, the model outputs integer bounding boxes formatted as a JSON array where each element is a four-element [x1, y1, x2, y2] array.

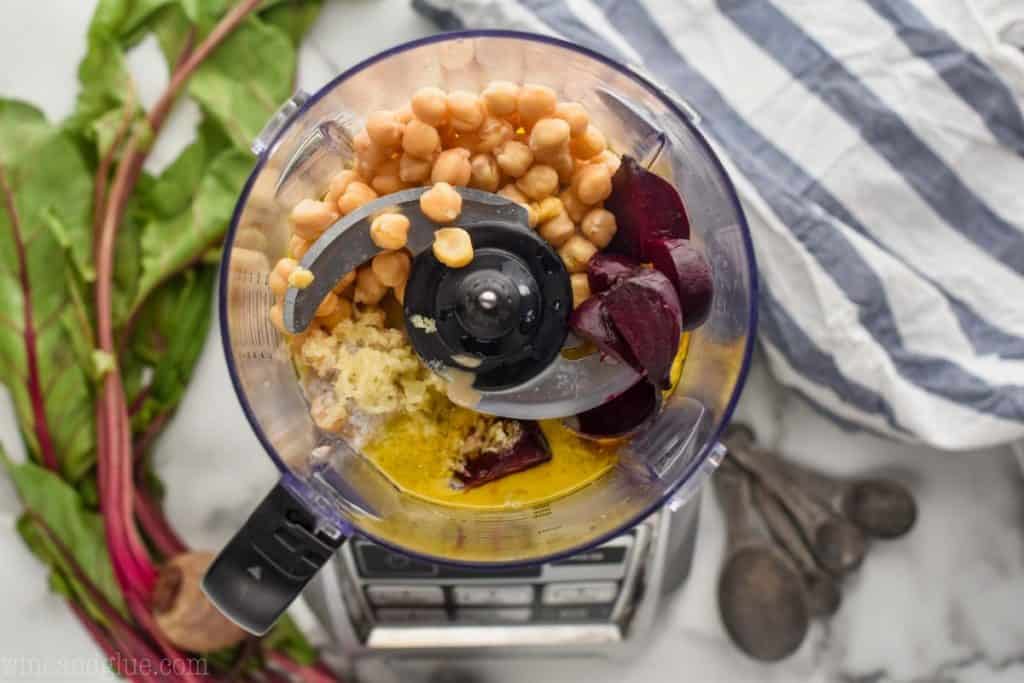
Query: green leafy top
[[1, 0, 323, 664]]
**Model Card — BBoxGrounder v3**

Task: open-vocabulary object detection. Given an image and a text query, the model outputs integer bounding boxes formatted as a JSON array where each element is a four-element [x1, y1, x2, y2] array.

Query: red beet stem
[[135, 487, 189, 559], [0, 166, 59, 473]]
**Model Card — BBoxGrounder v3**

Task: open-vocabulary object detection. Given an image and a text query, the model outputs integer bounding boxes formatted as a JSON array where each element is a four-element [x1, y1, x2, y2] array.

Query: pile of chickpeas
[[268, 81, 622, 336]]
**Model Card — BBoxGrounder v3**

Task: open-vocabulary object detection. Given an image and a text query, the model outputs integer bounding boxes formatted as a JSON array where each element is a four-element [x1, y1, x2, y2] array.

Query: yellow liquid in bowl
[[362, 335, 690, 510]]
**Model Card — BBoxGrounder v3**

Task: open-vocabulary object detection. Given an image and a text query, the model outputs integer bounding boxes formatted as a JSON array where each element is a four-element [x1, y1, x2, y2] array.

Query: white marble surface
[[2, 2, 1024, 682]]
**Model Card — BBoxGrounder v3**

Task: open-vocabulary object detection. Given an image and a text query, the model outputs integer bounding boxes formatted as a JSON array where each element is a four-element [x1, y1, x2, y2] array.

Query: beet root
[[569, 293, 636, 366], [152, 551, 247, 653], [454, 421, 552, 489], [646, 237, 713, 330], [574, 379, 661, 438], [604, 269, 682, 390], [587, 252, 641, 293], [605, 155, 690, 259]]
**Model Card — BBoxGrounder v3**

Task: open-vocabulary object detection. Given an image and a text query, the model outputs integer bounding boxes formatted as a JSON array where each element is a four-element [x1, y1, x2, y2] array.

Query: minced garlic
[[297, 309, 446, 433]]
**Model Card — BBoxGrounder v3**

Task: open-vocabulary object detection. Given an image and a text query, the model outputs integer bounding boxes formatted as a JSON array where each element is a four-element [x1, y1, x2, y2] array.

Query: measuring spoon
[[723, 428, 867, 576], [715, 458, 809, 661], [751, 482, 841, 617]]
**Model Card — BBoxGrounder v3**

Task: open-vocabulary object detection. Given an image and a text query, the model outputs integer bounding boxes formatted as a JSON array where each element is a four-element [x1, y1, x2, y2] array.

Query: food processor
[[203, 31, 757, 657]]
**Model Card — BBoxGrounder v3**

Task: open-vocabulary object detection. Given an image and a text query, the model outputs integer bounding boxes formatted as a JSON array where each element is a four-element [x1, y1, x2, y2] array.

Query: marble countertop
[[2, 2, 1024, 682]]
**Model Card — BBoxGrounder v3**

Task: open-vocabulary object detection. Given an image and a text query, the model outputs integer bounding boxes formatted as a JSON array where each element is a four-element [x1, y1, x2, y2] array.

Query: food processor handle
[[201, 482, 348, 635]]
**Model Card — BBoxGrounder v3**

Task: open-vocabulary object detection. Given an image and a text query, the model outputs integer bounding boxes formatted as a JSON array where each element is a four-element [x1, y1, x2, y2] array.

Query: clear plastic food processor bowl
[[206, 31, 757, 635]]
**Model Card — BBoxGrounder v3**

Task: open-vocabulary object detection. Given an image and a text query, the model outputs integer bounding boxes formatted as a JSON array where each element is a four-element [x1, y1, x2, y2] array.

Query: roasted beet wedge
[[454, 421, 552, 489], [587, 253, 641, 293], [573, 379, 661, 438], [604, 269, 682, 390], [606, 155, 690, 259], [569, 293, 636, 366], [646, 237, 713, 330]]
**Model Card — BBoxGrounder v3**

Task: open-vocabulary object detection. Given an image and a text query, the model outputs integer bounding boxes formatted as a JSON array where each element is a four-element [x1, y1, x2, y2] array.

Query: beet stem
[[0, 166, 60, 473], [93, 0, 265, 604]]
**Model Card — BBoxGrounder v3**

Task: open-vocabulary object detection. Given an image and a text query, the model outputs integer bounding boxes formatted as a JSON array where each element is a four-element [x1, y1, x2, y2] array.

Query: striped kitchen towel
[[412, 0, 1024, 451]]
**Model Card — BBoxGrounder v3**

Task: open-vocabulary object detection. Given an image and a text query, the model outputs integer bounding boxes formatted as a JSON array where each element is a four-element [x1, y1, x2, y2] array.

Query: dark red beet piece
[[646, 237, 714, 330], [604, 269, 682, 390], [587, 253, 641, 293], [454, 422, 552, 489], [574, 380, 661, 438], [569, 293, 636, 366], [605, 155, 690, 260]]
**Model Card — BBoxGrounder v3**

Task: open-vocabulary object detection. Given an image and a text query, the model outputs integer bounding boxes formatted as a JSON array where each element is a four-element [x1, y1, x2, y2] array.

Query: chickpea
[[399, 153, 433, 184], [498, 183, 530, 205], [549, 149, 575, 185], [395, 105, 414, 124], [337, 182, 378, 215], [570, 124, 607, 160], [494, 140, 534, 178], [319, 297, 354, 331], [516, 164, 559, 200], [573, 163, 613, 205], [570, 273, 592, 308], [372, 173, 406, 195], [290, 199, 339, 240], [469, 153, 500, 192], [555, 102, 589, 137], [411, 86, 448, 126], [431, 148, 472, 186], [529, 118, 571, 154], [366, 110, 404, 149], [268, 257, 297, 298], [315, 291, 340, 318], [536, 196, 564, 224], [371, 250, 411, 287], [371, 158, 405, 195], [482, 80, 520, 117], [269, 304, 286, 334], [447, 91, 485, 132], [420, 182, 463, 223], [477, 117, 514, 152], [517, 83, 558, 126], [596, 150, 622, 176], [354, 265, 388, 305], [402, 119, 441, 159], [580, 207, 618, 248], [370, 213, 410, 250], [560, 188, 591, 223], [334, 269, 357, 295], [433, 227, 474, 268], [324, 169, 359, 205], [289, 234, 312, 260], [353, 129, 388, 170], [559, 235, 599, 273], [538, 211, 575, 247], [355, 159, 376, 182], [525, 202, 539, 229]]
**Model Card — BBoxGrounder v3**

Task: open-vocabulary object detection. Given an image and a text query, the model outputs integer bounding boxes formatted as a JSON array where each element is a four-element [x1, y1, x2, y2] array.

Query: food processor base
[[301, 494, 701, 665]]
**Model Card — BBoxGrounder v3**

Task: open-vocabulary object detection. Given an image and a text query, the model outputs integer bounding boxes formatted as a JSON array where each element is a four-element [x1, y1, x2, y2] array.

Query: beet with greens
[[605, 155, 690, 260], [646, 237, 714, 330]]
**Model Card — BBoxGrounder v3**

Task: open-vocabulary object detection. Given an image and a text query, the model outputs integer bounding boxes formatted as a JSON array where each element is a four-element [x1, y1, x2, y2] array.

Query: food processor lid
[[283, 186, 641, 420]]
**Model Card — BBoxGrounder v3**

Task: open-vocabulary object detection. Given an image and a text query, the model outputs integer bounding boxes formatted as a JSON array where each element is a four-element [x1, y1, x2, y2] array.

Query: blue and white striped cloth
[[413, 0, 1024, 451]]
